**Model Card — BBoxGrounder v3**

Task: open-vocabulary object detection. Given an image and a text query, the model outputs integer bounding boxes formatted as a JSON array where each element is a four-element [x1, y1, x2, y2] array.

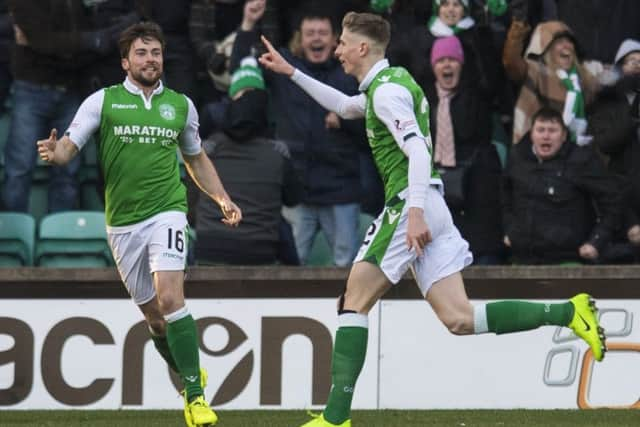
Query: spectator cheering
[[426, 36, 504, 264], [589, 39, 640, 258], [503, 15, 603, 144], [389, 0, 498, 98], [194, 57, 303, 265], [503, 107, 622, 264], [231, 0, 369, 266]]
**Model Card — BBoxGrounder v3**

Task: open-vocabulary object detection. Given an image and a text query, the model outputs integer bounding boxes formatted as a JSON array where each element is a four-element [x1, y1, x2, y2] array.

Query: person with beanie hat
[[387, 0, 498, 99], [228, 56, 265, 99], [427, 35, 504, 264], [615, 39, 640, 75], [429, 0, 473, 36], [588, 38, 640, 261], [430, 34, 465, 66], [194, 56, 304, 267], [231, 1, 371, 268]]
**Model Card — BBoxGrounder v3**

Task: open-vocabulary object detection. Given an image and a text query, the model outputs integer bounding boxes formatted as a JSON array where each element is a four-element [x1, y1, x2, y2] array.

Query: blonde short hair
[[341, 12, 390, 52]]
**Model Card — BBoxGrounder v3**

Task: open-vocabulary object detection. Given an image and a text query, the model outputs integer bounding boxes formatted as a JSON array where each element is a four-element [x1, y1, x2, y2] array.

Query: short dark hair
[[295, 4, 337, 34], [342, 12, 391, 51], [118, 22, 165, 59], [532, 107, 567, 130]]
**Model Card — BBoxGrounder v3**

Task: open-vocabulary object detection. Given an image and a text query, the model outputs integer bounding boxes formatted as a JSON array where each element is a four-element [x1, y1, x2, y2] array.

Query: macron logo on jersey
[[112, 104, 138, 109]]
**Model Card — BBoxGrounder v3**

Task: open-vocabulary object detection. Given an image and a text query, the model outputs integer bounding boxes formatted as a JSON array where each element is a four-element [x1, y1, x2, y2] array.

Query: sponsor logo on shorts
[[162, 252, 184, 260]]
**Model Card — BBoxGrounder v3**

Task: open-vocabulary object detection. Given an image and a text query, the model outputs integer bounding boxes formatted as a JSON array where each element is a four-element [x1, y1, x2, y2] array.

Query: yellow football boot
[[186, 395, 218, 426], [182, 368, 217, 426], [300, 412, 351, 427], [569, 293, 607, 361]]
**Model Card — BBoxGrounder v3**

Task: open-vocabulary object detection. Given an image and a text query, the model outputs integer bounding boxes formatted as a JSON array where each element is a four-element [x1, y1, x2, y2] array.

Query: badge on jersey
[[159, 104, 176, 121]]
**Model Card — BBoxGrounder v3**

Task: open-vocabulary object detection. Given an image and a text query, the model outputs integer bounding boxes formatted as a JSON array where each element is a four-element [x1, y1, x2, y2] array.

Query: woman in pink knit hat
[[426, 35, 504, 264], [387, 0, 499, 98]]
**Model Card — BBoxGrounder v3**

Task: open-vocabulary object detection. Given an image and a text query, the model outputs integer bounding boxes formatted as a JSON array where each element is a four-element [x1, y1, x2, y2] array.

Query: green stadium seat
[[28, 182, 49, 223], [0, 212, 36, 266], [35, 211, 112, 267]]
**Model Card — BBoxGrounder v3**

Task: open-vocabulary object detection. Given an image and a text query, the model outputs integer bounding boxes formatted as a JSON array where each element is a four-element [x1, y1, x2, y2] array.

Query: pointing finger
[[261, 35, 275, 53]]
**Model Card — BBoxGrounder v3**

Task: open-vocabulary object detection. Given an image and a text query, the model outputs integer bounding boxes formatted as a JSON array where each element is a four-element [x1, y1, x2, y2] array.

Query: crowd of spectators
[[1, 0, 640, 266]]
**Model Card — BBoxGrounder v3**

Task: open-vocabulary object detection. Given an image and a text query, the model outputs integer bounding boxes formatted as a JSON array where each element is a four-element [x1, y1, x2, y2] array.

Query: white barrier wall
[[0, 299, 638, 410]]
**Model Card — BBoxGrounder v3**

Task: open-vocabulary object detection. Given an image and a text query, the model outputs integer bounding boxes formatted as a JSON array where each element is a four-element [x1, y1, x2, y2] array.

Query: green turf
[[0, 409, 638, 426]]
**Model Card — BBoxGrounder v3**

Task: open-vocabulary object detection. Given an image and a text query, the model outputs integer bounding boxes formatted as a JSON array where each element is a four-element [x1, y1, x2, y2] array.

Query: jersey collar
[[358, 59, 390, 92], [123, 77, 164, 109]]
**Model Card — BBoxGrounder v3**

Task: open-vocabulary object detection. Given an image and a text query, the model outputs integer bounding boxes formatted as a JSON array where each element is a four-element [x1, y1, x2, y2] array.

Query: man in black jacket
[[194, 57, 303, 265], [230, 0, 371, 266], [502, 107, 622, 264], [3, 0, 130, 213]]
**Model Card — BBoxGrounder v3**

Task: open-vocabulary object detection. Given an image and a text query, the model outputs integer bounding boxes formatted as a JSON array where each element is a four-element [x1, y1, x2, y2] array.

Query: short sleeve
[[178, 95, 202, 156]]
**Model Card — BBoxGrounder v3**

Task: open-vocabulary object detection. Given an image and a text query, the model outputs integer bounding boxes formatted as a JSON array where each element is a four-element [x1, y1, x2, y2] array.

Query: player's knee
[[442, 312, 474, 336], [156, 293, 182, 314], [338, 291, 370, 314], [147, 318, 166, 336]]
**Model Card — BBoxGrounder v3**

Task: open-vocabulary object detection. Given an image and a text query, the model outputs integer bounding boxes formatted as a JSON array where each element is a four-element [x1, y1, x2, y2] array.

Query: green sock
[[323, 326, 368, 425], [166, 314, 202, 401], [150, 333, 179, 373], [486, 301, 574, 334]]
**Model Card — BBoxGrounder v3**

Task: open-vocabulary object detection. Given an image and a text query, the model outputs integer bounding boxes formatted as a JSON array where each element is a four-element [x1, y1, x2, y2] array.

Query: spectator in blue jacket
[[231, 0, 371, 266]]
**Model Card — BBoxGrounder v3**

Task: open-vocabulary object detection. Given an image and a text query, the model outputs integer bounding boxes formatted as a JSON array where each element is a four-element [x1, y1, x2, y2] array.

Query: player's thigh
[[412, 187, 473, 296], [353, 193, 415, 285], [147, 211, 189, 273], [109, 229, 155, 306], [426, 272, 474, 333], [343, 261, 391, 314], [148, 212, 189, 308]]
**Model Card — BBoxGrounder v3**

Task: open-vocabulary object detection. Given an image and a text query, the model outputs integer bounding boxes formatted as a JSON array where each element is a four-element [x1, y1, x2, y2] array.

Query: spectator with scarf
[[503, 12, 605, 145], [388, 0, 500, 98]]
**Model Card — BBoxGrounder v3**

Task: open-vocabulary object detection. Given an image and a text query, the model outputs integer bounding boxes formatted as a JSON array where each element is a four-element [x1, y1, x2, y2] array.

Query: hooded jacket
[[503, 20, 600, 143]]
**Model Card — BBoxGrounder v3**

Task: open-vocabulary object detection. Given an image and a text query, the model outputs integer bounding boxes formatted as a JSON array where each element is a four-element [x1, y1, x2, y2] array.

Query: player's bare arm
[[37, 128, 79, 165], [182, 151, 242, 226]]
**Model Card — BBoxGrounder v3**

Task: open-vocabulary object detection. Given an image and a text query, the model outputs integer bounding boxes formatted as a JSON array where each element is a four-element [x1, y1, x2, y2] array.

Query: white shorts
[[354, 187, 473, 296], [108, 211, 189, 305]]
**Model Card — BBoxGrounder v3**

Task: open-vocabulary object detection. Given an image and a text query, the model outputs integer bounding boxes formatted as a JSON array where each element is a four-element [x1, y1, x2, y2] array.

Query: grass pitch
[[0, 409, 638, 427]]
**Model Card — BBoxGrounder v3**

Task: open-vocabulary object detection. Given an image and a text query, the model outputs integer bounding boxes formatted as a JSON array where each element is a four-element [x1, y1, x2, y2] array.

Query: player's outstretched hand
[[220, 198, 242, 227], [259, 35, 295, 77], [406, 207, 432, 257], [37, 128, 58, 163]]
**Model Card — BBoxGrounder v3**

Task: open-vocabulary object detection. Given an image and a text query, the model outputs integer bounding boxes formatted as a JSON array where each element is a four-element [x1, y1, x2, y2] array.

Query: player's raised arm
[[37, 128, 79, 165], [259, 36, 365, 119]]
